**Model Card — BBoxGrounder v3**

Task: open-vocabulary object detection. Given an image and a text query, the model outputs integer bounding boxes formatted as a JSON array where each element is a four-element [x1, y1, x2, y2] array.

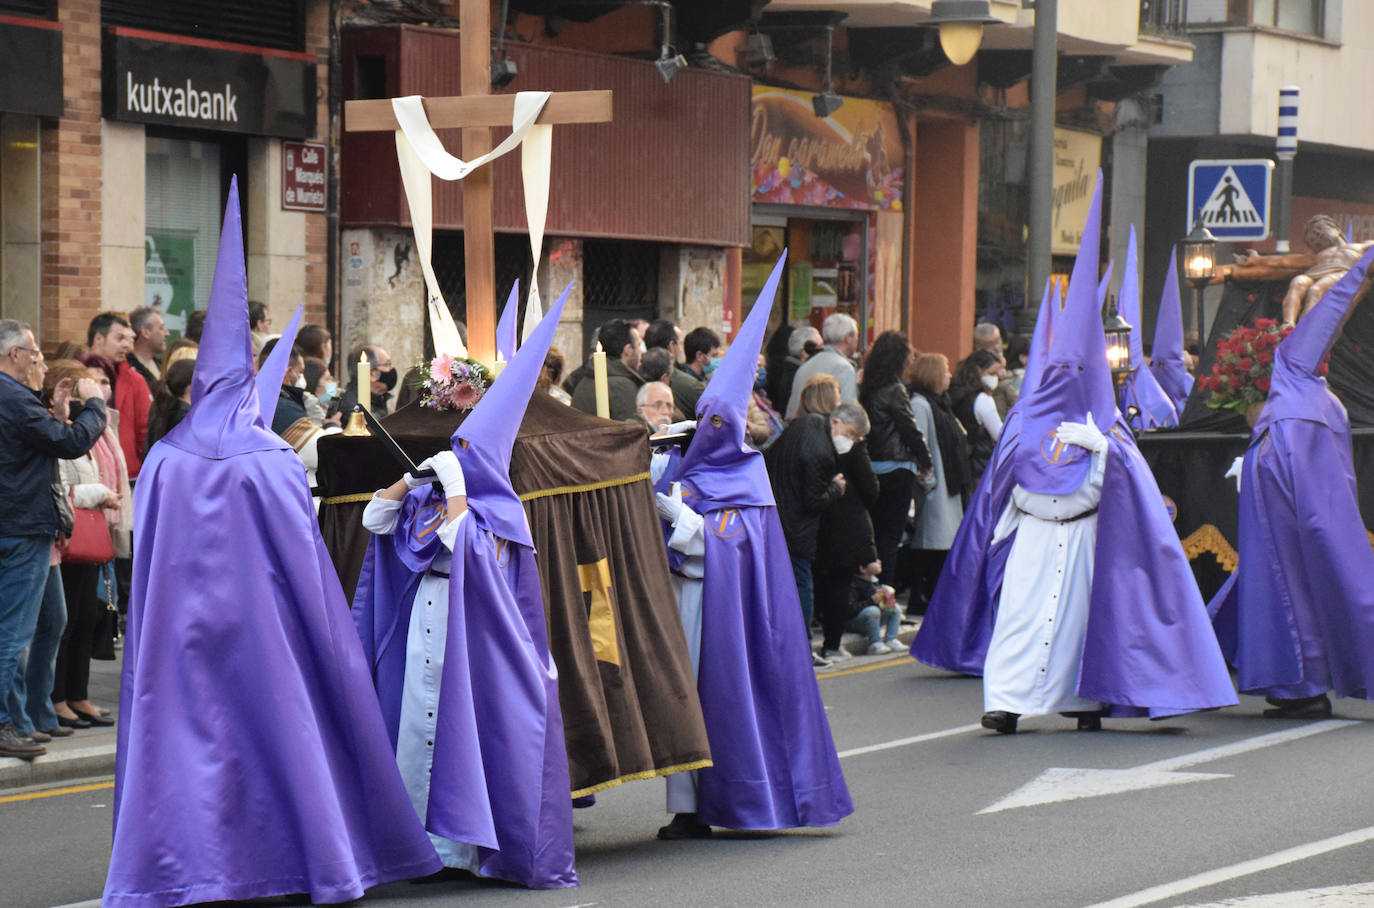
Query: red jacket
[[115, 360, 151, 478]]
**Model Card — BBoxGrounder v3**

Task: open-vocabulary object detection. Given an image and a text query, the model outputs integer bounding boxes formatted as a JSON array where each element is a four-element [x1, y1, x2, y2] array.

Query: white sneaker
[[821, 647, 853, 661], [812, 650, 832, 668], [867, 641, 892, 656], [884, 638, 906, 653]]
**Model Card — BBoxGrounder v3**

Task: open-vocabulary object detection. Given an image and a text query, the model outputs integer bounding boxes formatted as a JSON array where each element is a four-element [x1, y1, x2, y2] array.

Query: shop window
[[102, 0, 306, 52], [582, 240, 660, 357], [0, 1, 55, 18], [1251, 0, 1324, 35], [144, 137, 224, 339]]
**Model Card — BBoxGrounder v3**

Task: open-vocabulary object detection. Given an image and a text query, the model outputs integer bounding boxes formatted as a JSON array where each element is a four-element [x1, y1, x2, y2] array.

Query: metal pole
[[1193, 283, 1206, 353], [1273, 86, 1298, 253], [1024, 0, 1058, 334]]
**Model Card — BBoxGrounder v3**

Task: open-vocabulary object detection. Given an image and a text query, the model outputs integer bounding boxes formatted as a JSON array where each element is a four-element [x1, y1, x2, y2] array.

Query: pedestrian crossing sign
[[1187, 159, 1274, 241]]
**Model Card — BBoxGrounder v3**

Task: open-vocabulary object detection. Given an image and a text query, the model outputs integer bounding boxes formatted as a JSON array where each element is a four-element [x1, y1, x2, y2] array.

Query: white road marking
[[1177, 881, 1374, 906], [982, 719, 1358, 813], [49, 900, 101, 908], [1083, 826, 1374, 908], [837, 723, 981, 759]]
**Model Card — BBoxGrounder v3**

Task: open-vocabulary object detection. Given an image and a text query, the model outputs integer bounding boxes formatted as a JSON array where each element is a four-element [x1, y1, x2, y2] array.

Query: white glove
[[418, 450, 466, 499], [663, 419, 696, 435], [655, 482, 684, 524], [1054, 412, 1108, 455], [1224, 455, 1244, 493], [403, 469, 433, 490]]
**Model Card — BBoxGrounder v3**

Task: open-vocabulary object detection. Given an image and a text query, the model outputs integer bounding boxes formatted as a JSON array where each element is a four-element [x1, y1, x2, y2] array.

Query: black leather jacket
[[860, 381, 933, 471], [764, 413, 843, 559]]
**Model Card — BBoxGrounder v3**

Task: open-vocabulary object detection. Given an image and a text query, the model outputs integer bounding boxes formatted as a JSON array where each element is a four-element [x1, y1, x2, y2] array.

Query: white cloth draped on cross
[[391, 91, 553, 358]]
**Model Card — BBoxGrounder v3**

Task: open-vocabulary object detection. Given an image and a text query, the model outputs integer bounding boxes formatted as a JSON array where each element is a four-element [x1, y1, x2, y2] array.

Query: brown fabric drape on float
[[316, 393, 710, 795]]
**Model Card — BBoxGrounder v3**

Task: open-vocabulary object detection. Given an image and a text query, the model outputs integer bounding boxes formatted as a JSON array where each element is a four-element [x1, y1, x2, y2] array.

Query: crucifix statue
[[344, 0, 612, 365]]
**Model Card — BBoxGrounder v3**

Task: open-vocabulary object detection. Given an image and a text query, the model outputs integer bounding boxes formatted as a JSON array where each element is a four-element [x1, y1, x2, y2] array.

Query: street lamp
[[1102, 297, 1133, 387], [1180, 221, 1217, 354], [926, 0, 1000, 66]]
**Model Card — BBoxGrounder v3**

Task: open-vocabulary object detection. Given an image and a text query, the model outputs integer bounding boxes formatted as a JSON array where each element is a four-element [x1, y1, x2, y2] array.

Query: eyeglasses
[[12, 346, 40, 357]]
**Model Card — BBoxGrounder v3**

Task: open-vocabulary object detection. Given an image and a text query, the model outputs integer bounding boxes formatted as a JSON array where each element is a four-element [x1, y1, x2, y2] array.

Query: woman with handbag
[[49, 359, 119, 729]]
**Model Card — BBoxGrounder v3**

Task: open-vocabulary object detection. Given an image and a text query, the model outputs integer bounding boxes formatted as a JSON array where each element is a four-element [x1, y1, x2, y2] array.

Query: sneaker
[[867, 641, 892, 655], [812, 650, 832, 668], [821, 647, 853, 661], [883, 638, 906, 653], [0, 722, 46, 759]]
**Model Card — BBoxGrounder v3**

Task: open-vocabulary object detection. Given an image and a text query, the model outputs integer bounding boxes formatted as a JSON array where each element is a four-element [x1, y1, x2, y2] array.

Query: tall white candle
[[357, 354, 371, 413], [592, 342, 609, 419]]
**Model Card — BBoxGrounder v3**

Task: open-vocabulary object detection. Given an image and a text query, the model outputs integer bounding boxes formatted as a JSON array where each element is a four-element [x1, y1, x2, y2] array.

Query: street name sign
[[1188, 159, 1275, 241]]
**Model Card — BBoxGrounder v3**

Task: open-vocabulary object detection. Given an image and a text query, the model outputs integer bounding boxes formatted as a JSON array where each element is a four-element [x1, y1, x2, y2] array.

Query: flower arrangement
[[416, 353, 491, 411], [1199, 317, 1328, 411]]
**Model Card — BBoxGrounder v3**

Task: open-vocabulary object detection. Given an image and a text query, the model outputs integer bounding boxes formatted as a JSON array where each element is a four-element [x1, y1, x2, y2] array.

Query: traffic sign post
[[1187, 159, 1275, 242]]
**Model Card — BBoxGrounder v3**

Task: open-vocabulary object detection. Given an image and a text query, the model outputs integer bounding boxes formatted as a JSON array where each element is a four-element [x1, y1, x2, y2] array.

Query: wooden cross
[[344, 0, 612, 364]]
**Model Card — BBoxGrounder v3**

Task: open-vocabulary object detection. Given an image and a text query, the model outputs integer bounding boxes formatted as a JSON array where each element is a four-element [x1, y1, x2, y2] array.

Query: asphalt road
[[8, 655, 1374, 908]]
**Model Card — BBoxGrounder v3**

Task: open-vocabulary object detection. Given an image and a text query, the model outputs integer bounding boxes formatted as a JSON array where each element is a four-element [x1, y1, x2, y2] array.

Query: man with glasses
[[0, 319, 106, 758]]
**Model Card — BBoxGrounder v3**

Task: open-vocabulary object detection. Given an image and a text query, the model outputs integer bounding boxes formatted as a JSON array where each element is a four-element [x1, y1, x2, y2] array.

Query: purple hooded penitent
[[496, 280, 520, 362], [105, 178, 441, 908], [1149, 249, 1194, 414], [254, 303, 303, 420], [1208, 249, 1374, 700], [1116, 226, 1179, 430], [671, 251, 853, 829], [914, 172, 1236, 717], [352, 285, 578, 888]]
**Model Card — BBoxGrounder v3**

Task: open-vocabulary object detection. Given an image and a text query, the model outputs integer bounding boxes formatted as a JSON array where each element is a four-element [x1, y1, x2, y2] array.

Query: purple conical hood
[[1148, 248, 1193, 411], [1117, 226, 1178, 429], [1258, 247, 1374, 433], [254, 304, 304, 421], [452, 282, 572, 547], [1021, 278, 1056, 396], [1013, 170, 1115, 495], [164, 177, 286, 460], [1097, 261, 1113, 311], [679, 251, 787, 512], [496, 280, 520, 362]]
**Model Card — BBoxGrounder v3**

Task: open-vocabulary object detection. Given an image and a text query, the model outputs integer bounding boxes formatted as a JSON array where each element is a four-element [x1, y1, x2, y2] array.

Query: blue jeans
[[0, 536, 53, 727], [7, 565, 66, 733], [846, 604, 902, 646], [790, 555, 814, 639]]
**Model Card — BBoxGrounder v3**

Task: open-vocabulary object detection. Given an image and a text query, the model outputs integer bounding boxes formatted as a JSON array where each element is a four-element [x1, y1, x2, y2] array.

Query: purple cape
[[352, 489, 577, 888], [106, 178, 439, 907], [1208, 249, 1374, 699], [913, 427, 1237, 717], [673, 251, 852, 828], [1117, 226, 1179, 430]]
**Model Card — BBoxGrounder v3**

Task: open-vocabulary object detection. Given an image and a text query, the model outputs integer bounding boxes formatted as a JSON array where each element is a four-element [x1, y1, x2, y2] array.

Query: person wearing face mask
[[302, 357, 342, 428], [257, 339, 309, 435], [680, 327, 722, 385], [338, 343, 398, 416], [948, 349, 1004, 481]]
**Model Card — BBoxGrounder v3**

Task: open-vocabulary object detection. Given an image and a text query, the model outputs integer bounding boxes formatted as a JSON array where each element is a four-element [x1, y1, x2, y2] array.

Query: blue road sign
[[1187, 159, 1274, 241]]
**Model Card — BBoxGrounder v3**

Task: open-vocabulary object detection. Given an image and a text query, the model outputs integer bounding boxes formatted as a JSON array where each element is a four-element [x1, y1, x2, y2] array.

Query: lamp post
[[926, 0, 1001, 66], [1180, 221, 1217, 354]]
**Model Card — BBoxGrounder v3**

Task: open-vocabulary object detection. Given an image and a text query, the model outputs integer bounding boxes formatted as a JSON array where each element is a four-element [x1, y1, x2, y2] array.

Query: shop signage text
[[104, 31, 315, 139], [282, 141, 327, 212], [1051, 128, 1103, 255]]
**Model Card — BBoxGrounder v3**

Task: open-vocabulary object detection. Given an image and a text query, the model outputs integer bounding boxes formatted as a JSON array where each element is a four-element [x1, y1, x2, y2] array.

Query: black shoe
[[1263, 694, 1332, 719], [1061, 710, 1103, 731], [657, 812, 713, 840], [56, 714, 91, 729], [71, 707, 114, 727], [981, 711, 1019, 734], [40, 726, 74, 738], [24, 730, 52, 743], [0, 722, 46, 759]]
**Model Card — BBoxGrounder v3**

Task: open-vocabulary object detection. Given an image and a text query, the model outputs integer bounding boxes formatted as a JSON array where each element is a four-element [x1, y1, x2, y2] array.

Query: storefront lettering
[[750, 105, 866, 175], [1052, 160, 1094, 227], [125, 73, 239, 123]]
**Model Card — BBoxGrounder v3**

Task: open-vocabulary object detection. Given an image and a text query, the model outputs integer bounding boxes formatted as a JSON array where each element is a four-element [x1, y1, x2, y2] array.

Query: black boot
[[1263, 694, 1332, 719], [657, 812, 713, 840], [1061, 710, 1103, 731], [981, 711, 1019, 734]]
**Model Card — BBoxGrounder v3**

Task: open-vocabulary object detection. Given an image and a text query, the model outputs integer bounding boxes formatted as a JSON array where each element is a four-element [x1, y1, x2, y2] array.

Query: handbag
[[62, 506, 115, 565], [92, 567, 119, 661]]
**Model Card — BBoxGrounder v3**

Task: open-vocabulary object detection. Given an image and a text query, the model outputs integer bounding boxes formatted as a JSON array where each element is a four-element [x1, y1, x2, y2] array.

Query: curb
[[0, 743, 116, 791]]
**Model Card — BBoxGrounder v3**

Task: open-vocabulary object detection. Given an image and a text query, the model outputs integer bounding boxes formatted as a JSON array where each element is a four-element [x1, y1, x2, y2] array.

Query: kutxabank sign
[[104, 32, 315, 139]]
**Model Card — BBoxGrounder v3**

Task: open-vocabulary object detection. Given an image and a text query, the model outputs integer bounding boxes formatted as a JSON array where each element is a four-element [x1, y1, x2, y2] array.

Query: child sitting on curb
[[847, 559, 903, 655]]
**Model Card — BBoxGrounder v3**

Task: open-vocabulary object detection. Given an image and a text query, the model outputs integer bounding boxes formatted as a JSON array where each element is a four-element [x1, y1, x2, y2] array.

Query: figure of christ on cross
[[344, 0, 612, 365]]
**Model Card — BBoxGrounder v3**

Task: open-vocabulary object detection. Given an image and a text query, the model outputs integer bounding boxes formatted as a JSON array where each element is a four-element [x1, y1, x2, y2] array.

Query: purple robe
[[105, 178, 440, 907], [1149, 250, 1194, 414], [1117, 227, 1179, 431], [1208, 249, 1374, 700], [352, 487, 577, 888]]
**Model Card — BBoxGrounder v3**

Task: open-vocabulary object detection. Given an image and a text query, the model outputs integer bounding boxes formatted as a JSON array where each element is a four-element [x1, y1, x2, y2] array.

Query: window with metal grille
[[430, 232, 532, 356], [100, 1, 307, 52], [0, 0, 55, 18], [581, 239, 660, 357]]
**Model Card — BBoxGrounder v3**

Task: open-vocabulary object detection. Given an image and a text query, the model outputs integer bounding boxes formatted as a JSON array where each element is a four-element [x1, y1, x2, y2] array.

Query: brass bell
[[341, 406, 371, 437]]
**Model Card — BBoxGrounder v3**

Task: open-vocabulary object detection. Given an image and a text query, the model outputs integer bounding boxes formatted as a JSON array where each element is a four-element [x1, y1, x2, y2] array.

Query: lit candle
[[592, 342, 609, 419], [491, 351, 507, 379], [357, 353, 371, 413]]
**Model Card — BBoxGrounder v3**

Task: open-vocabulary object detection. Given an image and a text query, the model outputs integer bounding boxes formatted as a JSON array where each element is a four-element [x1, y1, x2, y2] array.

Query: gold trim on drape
[[569, 759, 714, 799], [519, 472, 652, 503], [1180, 524, 1239, 573]]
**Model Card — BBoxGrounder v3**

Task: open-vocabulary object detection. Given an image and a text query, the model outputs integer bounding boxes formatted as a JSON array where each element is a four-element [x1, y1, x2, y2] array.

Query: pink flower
[[430, 354, 455, 382], [449, 381, 483, 410]]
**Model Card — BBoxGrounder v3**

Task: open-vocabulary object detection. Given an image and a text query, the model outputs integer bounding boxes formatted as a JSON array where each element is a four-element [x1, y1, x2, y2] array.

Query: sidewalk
[[0, 654, 120, 791]]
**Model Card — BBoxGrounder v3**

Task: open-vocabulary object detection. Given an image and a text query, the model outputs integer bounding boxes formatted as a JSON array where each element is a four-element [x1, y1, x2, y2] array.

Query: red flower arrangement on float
[[1199, 317, 1329, 411]]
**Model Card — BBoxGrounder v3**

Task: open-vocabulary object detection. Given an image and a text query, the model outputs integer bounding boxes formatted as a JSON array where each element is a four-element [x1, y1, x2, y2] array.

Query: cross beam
[[343, 0, 612, 365]]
